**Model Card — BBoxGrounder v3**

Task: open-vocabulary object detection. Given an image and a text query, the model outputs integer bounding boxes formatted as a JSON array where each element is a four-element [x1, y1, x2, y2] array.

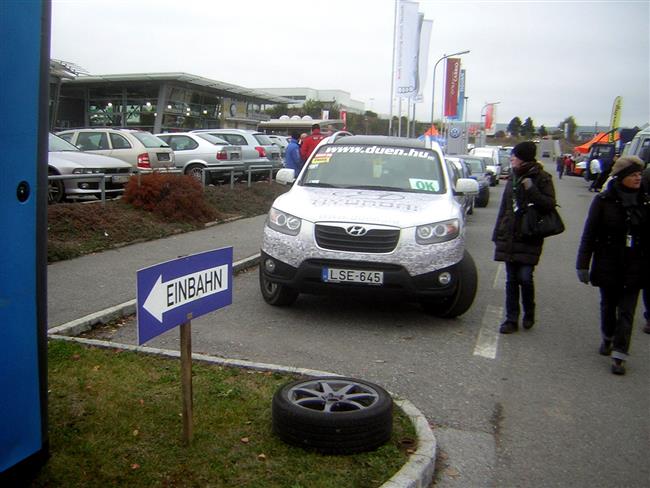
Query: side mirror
[[276, 168, 296, 185]]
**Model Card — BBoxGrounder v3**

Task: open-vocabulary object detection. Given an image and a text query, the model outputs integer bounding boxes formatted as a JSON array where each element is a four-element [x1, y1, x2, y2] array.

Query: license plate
[[157, 153, 170, 161], [322, 267, 383, 285], [112, 175, 130, 184]]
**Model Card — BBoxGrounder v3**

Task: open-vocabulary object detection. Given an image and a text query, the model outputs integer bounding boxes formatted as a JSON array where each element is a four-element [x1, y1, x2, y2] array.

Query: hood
[[49, 150, 132, 170], [272, 186, 460, 227]]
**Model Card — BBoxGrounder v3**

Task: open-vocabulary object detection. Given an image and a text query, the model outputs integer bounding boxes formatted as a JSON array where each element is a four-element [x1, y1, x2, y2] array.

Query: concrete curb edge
[[47, 253, 436, 487]]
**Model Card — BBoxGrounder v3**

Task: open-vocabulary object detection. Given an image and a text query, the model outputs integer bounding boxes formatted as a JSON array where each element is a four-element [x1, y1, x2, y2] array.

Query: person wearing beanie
[[576, 155, 650, 375], [492, 140, 558, 334]]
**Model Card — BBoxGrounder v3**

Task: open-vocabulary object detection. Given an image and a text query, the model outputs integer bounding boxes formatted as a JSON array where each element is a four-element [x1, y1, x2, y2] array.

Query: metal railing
[[48, 173, 112, 205], [245, 164, 274, 186], [48, 164, 277, 205]]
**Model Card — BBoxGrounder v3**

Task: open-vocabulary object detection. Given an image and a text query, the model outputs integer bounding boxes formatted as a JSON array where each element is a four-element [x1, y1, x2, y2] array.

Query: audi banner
[[394, 0, 420, 99]]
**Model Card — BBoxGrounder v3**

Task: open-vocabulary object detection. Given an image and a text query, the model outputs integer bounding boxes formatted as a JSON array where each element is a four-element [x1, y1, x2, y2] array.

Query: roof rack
[[330, 130, 353, 142]]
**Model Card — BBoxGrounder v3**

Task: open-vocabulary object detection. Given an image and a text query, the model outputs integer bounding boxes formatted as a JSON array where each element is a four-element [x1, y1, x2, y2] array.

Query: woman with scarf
[[492, 141, 557, 334], [576, 156, 650, 375]]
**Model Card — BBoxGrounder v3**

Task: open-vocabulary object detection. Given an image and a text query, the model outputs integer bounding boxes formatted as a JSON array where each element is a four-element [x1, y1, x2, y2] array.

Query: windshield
[[49, 133, 79, 152], [253, 133, 273, 145], [300, 144, 445, 194], [462, 158, 484, 173], [196, 133, 230, 145], [131, 132, 169, 148]]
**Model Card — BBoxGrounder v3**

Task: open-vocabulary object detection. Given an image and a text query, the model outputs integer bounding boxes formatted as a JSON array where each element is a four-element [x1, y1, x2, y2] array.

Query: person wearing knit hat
[[511, 141, 537, 162], [609, 156, 644, 179], [493, 140, 558, 334], [576, 154, 650, 375]]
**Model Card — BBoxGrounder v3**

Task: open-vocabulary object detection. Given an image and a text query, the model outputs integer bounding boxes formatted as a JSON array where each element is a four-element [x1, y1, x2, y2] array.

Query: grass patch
[[34, 341, 415, 487], [47, 182, 290, 263]]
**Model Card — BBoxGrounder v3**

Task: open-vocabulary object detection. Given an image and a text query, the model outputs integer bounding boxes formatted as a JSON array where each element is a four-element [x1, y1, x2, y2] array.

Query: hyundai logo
[[346, 225, 368, 237]]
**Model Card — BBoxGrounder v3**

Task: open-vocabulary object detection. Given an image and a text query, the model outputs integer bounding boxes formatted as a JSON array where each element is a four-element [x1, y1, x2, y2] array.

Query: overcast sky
[[51, 0, 649, 129]]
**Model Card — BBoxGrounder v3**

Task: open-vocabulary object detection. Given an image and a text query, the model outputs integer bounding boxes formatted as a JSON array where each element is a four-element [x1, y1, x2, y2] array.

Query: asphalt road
[[49, 167, 650, 487]]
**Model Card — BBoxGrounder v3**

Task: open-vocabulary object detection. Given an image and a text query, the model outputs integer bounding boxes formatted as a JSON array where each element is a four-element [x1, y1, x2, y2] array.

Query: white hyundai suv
[[259, 134, 479, 317]]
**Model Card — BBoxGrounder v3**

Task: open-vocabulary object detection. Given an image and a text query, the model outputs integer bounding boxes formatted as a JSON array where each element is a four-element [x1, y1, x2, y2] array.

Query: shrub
[[123, 173, 217, 223]]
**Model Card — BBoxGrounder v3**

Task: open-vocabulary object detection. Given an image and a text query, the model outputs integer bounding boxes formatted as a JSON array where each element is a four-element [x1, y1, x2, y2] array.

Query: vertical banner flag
[[485, 103, 497, 135], [394, 0, 420, 99], [608, 96, 622, 142], [416, 17, 433, 99], [443, 58, 461, 117], [340, 110, 347, 130], [450, 69, 466, 120]]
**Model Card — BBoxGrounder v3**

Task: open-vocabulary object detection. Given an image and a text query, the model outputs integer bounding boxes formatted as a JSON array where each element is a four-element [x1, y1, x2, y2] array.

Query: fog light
[[438, 272, 452, 285], [79, 182, 90, 189], [264, 258, 276, 273]]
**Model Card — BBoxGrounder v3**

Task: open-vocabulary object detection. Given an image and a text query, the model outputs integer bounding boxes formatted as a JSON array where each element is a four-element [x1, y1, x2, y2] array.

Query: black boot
[[499, 320, 518, 334], [522, 315, 535, 330], [611, 359, 626, 375]]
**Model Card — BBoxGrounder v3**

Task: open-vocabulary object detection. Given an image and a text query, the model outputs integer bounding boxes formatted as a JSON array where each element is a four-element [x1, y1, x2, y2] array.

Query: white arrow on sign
[[143, 264, 229, 323]]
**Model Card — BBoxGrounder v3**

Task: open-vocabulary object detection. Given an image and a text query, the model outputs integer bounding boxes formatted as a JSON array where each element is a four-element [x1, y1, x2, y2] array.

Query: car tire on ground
[[185, 164, 205, 183], [420, 250, 478, 318], [272, 377, 393, 455], [259, 266, 299, 306], [48, 168, 65, 204], [476, 189, 489, 208]]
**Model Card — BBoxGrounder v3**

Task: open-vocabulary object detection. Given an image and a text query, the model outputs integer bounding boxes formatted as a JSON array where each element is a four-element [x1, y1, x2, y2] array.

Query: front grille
[[101, 168, 130, 174], [315, 224, 399, 253]]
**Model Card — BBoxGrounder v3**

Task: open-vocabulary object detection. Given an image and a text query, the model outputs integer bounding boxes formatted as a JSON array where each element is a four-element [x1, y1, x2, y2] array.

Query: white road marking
[[473, 304, 503, 359], [493, 262, 505, 289]]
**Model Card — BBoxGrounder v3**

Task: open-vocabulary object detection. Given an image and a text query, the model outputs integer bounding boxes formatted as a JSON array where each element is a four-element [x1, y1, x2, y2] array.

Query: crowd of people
[[496, 141, 650, 376]]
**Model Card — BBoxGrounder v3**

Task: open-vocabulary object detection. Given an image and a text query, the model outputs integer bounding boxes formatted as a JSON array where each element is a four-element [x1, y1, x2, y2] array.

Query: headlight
[[267, 207, 302, 236], [415, 219, 460, 244], [72, 168, 102, 174]]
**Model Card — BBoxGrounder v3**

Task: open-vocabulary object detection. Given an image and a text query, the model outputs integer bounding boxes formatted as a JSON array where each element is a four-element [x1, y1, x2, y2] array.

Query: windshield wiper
[[303, 182, 339, 188], [346, 185, 404, 192]]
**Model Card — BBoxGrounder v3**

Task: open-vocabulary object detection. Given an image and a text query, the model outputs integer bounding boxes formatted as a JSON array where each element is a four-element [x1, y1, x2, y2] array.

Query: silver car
[[191, 129, 282, 179], [155, 132, 243, 184], [48, 133, 133, 203], [56, 128, 174, 172]]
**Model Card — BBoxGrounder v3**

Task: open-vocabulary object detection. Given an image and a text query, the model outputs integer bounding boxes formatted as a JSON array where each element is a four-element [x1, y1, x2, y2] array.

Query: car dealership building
[[49, 60, 291, 133]]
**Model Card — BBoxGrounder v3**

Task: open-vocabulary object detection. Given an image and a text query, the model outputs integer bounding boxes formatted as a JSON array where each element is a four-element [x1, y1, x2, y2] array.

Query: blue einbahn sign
[[136, 247, 233, 345]]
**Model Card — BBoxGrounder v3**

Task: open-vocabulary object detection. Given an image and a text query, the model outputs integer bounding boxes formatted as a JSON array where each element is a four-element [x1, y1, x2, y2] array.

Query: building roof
[[63, 72, 292, 104]]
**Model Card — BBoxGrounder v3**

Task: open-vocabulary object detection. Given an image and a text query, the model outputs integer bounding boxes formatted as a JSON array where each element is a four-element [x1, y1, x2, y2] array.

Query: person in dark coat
[[642, 164, 650, 334], [492, 141, 557, 334], [576, 156, 650, 375]]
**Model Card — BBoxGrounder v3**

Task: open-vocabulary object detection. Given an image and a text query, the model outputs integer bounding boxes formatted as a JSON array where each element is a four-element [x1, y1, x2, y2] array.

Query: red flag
[[443, 58, 461, 117]]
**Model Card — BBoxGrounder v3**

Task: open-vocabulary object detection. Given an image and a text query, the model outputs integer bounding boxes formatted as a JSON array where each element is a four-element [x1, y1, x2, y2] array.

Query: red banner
[[340, 110, 347, 130], [443, 58, 461, 118]]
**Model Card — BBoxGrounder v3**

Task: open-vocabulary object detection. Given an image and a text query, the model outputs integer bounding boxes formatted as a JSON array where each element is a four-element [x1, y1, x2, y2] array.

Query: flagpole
[[388, 0, 398, 136]]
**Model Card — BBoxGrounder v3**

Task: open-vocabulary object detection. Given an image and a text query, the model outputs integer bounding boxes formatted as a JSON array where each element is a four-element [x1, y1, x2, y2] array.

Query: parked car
[[498, 147, 512, 177], [191, 129, 283, 179], [469, 146, 501, 185], [267, 134, 290, 158], [259, 133, 479, 318], [445, 156, 474, 217], [454, 154, 491, 207], [48, 133, 133, 203], [155, 132, 243, 184], [56, 128, 174, 172]]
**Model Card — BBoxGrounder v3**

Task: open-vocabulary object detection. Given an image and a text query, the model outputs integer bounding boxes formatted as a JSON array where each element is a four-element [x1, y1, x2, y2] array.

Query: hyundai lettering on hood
[[271, 186, 460, 228]]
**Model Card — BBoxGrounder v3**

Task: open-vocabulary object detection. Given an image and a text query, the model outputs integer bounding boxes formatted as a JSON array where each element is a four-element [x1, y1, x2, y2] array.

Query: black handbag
[[520, 203, 565, 238]]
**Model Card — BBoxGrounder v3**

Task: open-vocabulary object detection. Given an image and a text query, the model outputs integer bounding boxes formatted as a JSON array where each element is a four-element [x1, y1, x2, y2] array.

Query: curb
[[47, 254, 436, 488]]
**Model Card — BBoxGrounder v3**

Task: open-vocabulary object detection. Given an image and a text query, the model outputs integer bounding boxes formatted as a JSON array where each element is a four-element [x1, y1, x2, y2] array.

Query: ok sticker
[[409, 178, 439, 192]]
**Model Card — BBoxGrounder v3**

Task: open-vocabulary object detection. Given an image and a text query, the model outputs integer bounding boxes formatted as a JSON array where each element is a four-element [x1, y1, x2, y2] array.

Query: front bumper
[[259, 250, 465, 298]]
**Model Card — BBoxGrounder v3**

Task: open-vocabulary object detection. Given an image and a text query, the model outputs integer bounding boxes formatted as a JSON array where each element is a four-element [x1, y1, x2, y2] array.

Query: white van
[[621, 127, 650, 165], [469, 146, 500, 185], [536, 139, 561, 166]]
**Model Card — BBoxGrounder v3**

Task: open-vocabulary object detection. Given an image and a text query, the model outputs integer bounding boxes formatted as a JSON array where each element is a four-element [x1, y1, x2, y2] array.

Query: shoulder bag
[[520, 203, 565, 238]]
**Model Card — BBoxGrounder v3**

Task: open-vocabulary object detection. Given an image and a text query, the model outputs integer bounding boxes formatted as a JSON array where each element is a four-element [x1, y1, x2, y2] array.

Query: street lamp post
[[429, 50, 470, 130]]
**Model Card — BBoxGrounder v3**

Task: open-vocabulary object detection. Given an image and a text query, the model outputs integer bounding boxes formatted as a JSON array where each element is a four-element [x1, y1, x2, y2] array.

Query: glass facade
[[53, 78, 274, 133]]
